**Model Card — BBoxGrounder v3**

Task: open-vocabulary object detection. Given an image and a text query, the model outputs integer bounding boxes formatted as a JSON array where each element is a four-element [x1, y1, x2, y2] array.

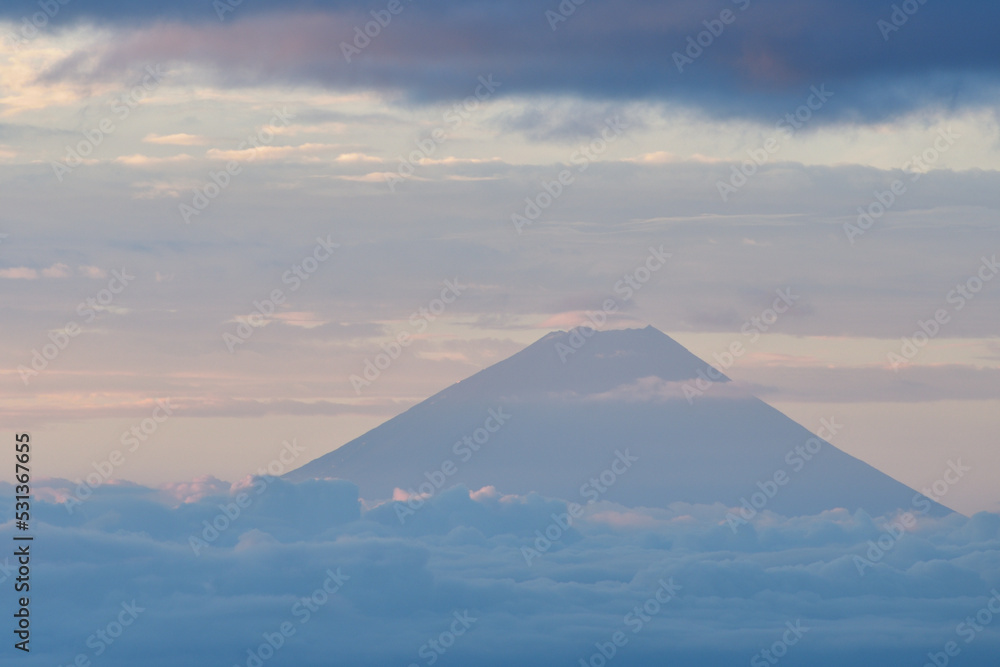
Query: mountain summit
[[288, 326, 950, 517]]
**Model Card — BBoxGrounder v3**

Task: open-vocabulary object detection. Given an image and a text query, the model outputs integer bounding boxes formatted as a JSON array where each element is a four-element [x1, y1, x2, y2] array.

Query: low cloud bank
[[4, 477, 999, 666]]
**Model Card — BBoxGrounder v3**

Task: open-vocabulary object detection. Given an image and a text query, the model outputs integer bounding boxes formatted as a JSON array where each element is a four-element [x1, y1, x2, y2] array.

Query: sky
[[0, 0, 999, 519]]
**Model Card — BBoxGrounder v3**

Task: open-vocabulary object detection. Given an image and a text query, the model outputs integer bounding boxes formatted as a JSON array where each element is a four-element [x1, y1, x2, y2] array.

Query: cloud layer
[[7, 477, 1000, 665], [8, 0, 1000, 121]]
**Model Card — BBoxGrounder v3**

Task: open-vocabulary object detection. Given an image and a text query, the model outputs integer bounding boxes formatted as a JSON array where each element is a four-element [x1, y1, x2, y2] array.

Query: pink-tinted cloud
[[0, 266, 38, 279]]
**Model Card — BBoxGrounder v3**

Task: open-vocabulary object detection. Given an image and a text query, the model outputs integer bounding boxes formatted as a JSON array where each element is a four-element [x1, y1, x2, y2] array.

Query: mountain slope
[[287, 326, 951, 517]]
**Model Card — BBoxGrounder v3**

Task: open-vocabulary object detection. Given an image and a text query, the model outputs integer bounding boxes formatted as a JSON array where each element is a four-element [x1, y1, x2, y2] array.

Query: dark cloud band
[[8, 0, 1000, 122]]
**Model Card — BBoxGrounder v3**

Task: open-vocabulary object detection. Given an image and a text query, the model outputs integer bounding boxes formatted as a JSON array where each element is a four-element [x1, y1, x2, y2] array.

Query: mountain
[[287, 326, 951, 517]]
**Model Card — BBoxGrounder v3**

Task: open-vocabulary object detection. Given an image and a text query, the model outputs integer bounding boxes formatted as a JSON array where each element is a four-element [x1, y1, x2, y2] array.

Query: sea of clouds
[[5, 477, 999, 666]]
